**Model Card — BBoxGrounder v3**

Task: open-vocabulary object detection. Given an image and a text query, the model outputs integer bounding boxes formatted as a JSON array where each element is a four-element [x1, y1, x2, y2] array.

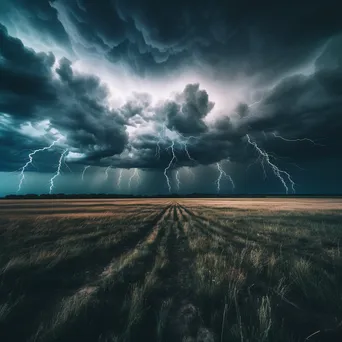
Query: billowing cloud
[[0, 1, 341, 194]]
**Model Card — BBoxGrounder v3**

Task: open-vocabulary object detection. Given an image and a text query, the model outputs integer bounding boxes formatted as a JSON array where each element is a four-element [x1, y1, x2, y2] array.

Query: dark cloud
[[0, 28, 128, 168], [243, 36, 342, 157], [0, 24, 56, 118], [2, 0, 341, 80], [0, 1, 342, 194], [163, 84, 214, 135]]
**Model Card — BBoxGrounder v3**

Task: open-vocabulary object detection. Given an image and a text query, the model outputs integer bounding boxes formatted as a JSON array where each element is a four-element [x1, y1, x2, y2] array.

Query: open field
[[1, 198, 342, 342]]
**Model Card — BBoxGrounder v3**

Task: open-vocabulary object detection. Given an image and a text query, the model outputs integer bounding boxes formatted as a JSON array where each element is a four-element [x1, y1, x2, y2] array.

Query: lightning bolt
[[176, 133, 197, 163], [246, 134, 295, 194], [248, 95, 264, 108], [271, 132, 324, 146], [17, 137, 61, 193], [154, 124, 198, 192], [81, 165, 90, 181], [215, 162, 235, 193], [155, 124, 167, 159], [117, 169, 123, 188], [175, 170, 181, 191], [164, 140, 177, 192], [104, 166, 111, 180], [49, 149, 68, 194], [128, 168, 140, 189]]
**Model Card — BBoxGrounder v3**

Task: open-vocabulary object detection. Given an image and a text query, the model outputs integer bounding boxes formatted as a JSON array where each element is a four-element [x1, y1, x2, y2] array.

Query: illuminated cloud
[[0, 0, 341, 194]]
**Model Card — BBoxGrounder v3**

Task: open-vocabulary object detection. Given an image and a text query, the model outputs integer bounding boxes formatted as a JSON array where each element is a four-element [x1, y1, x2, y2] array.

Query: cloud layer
[[0, 0, 341, 193]]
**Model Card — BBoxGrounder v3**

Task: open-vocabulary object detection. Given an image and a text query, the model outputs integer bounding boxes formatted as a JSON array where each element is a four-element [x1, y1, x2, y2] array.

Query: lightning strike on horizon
[[246, 134, 295, 193], [154, 124, 197, 192], [215, 162, 235, 193], [175, 170, 181, 191], [81, 165, 90, 181], [164, 140, 177, 192], [271, 132, 324, 146], [128, 168, 140, 189], [17, 137, 61, 193], [104, 166, 111, 180], [153, 123, 199, 193], [117, 169, 123, 188], [49, 149, 68, 194]]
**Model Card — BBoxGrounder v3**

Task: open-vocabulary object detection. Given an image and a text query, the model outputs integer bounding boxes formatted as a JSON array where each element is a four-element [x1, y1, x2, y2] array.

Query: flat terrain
[[1, 198, 342, 342]]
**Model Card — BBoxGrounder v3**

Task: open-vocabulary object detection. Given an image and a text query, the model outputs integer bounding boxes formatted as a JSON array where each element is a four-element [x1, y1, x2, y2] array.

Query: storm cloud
[[0, 0, 341, 194]]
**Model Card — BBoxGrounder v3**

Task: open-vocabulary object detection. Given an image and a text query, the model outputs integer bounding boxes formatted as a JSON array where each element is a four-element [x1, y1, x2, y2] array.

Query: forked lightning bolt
[[17, 137, 61, 193], [128, 168, 140, 189], [246, 134, 295, 193], [81, 165, 90, 181], [164, 140, 177, 192], [155, 124, 197, 192], [176, 133, 197, 162], [49, 149, 68, 194], [215, 162, 235, 193]]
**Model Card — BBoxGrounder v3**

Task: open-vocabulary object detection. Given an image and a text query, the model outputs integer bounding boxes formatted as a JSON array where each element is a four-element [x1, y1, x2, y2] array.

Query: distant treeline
[[2, 193, 342, 199]]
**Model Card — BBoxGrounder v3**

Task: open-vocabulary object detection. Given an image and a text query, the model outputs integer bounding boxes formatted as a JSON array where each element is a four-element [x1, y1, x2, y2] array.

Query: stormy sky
[[0, 0, 341, 196]]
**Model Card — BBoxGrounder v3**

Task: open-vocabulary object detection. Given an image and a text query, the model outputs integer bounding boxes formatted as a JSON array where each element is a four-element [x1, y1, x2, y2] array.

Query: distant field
[[1, 198, 342, 342]]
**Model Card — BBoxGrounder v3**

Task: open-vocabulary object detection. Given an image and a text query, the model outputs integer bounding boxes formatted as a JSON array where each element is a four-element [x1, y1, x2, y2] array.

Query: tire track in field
[[39, 205, 173, 342]]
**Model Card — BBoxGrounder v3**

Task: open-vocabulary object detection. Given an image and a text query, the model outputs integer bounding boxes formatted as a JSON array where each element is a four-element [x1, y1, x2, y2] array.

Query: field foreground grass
[[1, 198, 342, 342]]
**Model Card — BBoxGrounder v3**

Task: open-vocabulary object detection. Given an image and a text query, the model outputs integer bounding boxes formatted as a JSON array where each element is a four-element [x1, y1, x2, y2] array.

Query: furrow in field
[[143, 203, 214, 342], [35, 205, 173, 342], [1, 205, 170, 287], [179, 204, 248, 247], [3, 205, 171, 342]]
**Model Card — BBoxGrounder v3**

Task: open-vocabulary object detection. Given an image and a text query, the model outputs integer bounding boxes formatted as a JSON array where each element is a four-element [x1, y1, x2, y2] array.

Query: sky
[[0, 0, 341, 196]]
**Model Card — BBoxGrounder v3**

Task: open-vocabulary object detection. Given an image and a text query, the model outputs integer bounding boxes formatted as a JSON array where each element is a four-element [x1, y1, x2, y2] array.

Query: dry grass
[[0, 198, 341, 342]]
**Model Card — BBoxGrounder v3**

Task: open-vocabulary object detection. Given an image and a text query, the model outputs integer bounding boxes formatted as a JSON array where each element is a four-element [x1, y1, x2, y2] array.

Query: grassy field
[[1, 198, 342, 342]]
